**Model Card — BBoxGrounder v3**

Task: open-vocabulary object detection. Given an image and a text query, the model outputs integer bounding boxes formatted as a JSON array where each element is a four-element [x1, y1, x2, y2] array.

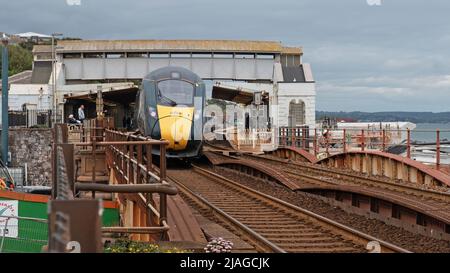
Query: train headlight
[[149, 106, 157, 118]]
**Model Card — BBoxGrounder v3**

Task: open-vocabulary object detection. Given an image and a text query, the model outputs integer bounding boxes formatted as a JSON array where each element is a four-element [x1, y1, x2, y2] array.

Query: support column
[[1, 41, 9, 165]]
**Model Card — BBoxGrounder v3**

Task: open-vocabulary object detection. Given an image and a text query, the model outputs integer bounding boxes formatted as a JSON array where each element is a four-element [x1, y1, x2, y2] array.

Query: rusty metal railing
[[49, 120, 178, 251], [70, 121, 177, 240], [278, 127, 450, 171]]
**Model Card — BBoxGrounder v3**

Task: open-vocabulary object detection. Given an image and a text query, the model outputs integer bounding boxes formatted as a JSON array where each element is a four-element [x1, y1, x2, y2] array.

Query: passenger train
[[135, 66, 205, 158]]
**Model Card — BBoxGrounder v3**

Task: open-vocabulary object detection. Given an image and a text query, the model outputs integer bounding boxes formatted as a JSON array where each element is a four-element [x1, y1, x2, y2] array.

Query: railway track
[[241, 154, 450, 207], [168, 166, 409, 253]]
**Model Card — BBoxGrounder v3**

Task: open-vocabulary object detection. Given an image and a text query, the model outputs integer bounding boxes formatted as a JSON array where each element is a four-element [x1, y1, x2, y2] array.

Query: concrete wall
[[9, 128, 53, 186]]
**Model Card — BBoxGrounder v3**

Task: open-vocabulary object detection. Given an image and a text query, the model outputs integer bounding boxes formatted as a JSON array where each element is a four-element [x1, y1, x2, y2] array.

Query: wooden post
[[137, 145, 143, 184], [343, 129, 346, 153], [361, 129, 365, 152], [92, 136, 96, 184], [382, 129, 386, 152], [406, 129, 411, 158], [291, 127, 295, 147], [313, 128, 317, 156], [159, 142, 166, 182], [436, 129, 440, 170]]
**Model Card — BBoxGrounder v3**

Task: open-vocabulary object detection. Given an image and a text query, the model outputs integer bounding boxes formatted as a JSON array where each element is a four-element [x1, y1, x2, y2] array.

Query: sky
[[1, 0, 450, 112]]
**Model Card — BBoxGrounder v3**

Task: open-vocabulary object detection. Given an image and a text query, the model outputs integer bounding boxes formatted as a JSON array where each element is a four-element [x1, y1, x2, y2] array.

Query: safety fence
[[46, 119, 177, 252], [216, 127, 276, 151], [278, 127, 450, 169], [0, 215, 48, 253], [8, 109, 52, 128]]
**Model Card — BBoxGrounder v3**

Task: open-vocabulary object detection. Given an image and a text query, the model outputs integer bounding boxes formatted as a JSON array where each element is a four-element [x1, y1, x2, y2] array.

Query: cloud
[[1, 0, 450, 111]]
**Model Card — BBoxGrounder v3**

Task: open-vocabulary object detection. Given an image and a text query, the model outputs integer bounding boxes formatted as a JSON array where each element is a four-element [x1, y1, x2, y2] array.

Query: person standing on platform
[[78, 104, 85, 123]]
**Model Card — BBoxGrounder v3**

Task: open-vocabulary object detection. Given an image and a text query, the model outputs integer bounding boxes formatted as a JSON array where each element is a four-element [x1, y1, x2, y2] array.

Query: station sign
[[0, 200, 19, 238]]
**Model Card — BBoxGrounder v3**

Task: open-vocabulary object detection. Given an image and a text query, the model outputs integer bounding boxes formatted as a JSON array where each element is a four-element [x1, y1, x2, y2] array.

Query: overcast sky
[[1, 0, 450, 112]]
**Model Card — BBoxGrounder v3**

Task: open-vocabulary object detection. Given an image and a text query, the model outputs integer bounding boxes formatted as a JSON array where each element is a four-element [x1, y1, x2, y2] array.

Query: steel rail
[[169, 174, 286, 253], [192, 165, 411, 253]]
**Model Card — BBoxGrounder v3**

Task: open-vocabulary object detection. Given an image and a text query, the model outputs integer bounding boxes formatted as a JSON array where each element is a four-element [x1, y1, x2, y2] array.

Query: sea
[[411, 123, 450, 143]]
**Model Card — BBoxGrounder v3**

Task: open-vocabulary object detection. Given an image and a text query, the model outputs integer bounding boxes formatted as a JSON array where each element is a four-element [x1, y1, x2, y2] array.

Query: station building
[[9, 39, 316, 130]]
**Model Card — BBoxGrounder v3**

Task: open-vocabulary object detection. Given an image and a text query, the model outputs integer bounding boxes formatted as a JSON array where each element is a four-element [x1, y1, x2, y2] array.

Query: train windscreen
[[157, 80, 194, 106]]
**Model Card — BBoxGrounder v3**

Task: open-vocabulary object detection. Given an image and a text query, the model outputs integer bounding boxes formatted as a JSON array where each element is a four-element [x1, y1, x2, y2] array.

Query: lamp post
[[51, 33, 63, 124], [1, 36, 9, 164]]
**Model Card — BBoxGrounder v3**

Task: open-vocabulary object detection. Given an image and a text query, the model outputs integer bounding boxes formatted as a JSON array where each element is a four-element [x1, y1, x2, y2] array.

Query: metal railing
[[0, 215, 48, 253], [8, 109, 52, 128], [278, 127, 450, 170], [64, 119, 177, 241]]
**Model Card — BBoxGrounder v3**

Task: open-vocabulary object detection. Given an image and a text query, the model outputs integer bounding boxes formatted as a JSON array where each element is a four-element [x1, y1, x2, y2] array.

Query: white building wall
[[8, 84, 52, 110], [276, 82, 316, 128]]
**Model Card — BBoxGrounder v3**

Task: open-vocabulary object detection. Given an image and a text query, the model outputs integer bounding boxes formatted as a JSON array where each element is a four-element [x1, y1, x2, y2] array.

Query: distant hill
[[316, 111, 450, 124]]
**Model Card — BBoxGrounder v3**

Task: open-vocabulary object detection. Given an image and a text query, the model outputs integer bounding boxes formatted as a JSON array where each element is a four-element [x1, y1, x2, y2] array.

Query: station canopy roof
[[64, 86, 138, 106], [57, 39, 303, 55], [211, 83, 268, 105]]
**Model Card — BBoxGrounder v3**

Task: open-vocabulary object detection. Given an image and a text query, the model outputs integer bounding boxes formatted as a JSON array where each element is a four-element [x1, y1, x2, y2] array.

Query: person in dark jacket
[[68, 114, 80, 124]]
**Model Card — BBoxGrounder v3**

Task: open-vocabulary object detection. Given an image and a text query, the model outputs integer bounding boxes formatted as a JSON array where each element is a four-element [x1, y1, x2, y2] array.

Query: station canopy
[[64, 86, 138, 106], [212, 82, 270, 105]]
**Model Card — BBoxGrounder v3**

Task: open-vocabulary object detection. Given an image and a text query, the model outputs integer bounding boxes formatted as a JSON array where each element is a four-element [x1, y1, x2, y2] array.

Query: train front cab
[[138, 67, 205, 158]]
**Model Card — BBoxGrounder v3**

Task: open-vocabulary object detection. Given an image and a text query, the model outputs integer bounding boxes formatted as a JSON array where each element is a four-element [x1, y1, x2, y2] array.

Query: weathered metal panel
[[318, 151, 450, 187], [82, 59, 104, 79], [148, 59, 171, 73], [169, 58, 192, 70], [256, 59, 275, 79], [235, 59, 256, 79], [64, 59, 83, 80], [213, 59, 235, 79], [126, 58, 149, 78], [105, 59, 126, 79], [190, 59, 212, 78]]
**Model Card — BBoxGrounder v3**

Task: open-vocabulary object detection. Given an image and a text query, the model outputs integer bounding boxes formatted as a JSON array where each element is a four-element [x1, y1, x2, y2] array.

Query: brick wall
[[8, 128, 53, 186]]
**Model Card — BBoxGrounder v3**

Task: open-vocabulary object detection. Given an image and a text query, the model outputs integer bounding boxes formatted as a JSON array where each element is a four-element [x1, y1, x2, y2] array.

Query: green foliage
[[0, 44, 33, 77], [104, 239, 191, 253]]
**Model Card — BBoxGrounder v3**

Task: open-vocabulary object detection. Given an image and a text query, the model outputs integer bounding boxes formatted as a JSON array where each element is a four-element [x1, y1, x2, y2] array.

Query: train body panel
[[135, 66, 205, 158]]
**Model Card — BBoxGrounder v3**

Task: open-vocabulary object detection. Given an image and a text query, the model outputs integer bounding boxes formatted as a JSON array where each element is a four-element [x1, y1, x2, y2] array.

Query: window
[[192, 53, 212, 58], [150, 53, 169, 58], [84, 53, 104, 58], [63, 53, 81, 59], [235, 54, 255, 59], [256, 54, 274, 59], [106, 53, 125, 59], [171, 53, 191, 58], [213, 53, 233, 59], [127, 52, 148, 58], [157, 80, 194, 106]]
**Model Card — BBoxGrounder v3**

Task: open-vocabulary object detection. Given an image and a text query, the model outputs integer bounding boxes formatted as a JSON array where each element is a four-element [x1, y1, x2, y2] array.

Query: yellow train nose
[[157, 105, 194, 150]]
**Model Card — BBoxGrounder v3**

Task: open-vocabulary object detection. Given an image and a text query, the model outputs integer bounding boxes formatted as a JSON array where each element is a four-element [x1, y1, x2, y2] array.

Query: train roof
[[143, 66, 203, 83]]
